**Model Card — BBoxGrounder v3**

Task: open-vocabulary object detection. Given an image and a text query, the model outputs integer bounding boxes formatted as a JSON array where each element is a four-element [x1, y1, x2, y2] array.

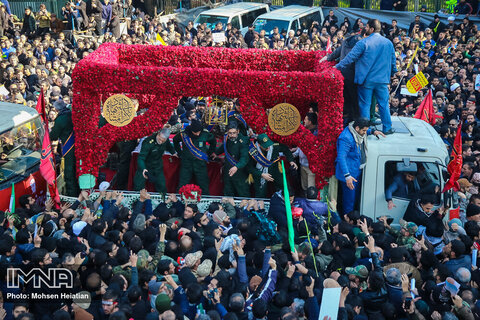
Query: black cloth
[[403, 199, 442, 227], [21, 14, 36, 35]]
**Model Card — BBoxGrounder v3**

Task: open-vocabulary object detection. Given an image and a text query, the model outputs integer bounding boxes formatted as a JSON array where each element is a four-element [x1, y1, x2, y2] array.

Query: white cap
[[99, 181, 110, 191], [450, 83, 460, 91], [448, 16, 455, 21]]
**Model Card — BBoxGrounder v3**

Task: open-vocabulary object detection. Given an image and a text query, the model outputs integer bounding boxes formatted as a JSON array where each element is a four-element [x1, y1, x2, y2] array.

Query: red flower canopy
[[72, 43, 343, 188]]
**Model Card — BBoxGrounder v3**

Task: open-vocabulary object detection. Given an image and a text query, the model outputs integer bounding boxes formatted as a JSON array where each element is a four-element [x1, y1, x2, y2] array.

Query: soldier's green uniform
[[216, 133, 250, 197], [387, 221, 418, 251], [173, 121, 216, 195], [50, 106, 79, 197], [249, 134, 295, 198], [134, 132, 175, 193]]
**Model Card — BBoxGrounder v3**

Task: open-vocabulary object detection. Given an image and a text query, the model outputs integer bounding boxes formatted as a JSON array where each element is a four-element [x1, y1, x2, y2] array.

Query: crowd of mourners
[[2, 0, 480, 319]]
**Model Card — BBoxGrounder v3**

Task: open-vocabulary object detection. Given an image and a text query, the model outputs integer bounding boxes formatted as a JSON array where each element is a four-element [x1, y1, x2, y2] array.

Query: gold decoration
[[205, 97, 228, 126], [268, 103, 301, 136], [103, 94, 136, 127]]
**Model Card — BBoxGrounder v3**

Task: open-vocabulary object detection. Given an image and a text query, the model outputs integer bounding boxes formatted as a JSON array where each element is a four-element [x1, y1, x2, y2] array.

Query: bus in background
[[0, 103, 46, 211]]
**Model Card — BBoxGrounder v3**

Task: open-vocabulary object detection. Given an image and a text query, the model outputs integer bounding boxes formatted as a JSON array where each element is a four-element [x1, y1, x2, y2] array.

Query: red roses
[[179, 184, 202, 202], [72, 43, 343, 189]]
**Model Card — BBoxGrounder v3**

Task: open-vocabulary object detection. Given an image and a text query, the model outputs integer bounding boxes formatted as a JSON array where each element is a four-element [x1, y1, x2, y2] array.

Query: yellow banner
[[406, 72, 429, 93], [156, 33, 167, 46]]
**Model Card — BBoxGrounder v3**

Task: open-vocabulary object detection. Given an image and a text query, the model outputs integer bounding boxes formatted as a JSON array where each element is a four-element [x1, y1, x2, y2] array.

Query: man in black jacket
[[403, 194, 443, 228], [392, 0, 407, 10], [428, 15, 446, 40], [360, 236, 388, 317], [90, 0, 103, 35], [324, 30, 364, 122]]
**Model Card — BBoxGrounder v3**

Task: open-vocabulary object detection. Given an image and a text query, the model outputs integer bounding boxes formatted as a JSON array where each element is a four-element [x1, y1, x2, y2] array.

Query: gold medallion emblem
[[103, 94, 136, 127], [268, 103, 301, 136]]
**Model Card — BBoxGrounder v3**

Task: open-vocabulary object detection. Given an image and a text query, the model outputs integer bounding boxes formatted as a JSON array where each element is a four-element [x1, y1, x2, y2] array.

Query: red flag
[[36, 90, 47, 124], [443, 123, 463, 193], [326, 37, 332, 54], [36, 90, 60, 205], [414, 89, 436, 126]]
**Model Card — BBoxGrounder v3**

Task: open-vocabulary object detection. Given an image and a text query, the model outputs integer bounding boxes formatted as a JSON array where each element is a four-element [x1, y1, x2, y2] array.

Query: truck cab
[[0, 102, 46, 210], [357, 117, 449, 222]]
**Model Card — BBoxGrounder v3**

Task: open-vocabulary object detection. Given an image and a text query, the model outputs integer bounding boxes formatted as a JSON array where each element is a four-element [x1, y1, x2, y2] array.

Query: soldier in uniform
[[227, 100, 248, 136], [382, 217, 418, 251], [50, 100, 79, 197], [134, 128, 175, 193], [173, 119, 216, 195], [249, 134, 298, 198], [213, 121, 250, 197]]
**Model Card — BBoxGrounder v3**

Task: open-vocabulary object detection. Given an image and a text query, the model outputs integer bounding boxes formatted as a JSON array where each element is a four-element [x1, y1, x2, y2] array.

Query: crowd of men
[[1, 1, 480, 320]]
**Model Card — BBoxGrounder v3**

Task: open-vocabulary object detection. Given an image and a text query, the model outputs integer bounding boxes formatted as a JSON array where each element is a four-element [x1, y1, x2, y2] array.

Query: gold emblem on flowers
[[103, 94, 136, 127], [268, 103, 301, 136]]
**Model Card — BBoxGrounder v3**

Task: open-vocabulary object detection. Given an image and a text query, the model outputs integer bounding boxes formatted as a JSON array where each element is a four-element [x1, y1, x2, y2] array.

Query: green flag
[[281, 161, 295, 253], [8, 182, 14, 214]]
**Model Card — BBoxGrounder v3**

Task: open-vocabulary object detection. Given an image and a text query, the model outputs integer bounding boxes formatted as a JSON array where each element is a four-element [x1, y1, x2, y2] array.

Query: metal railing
[[9, 0, 61, 19], [161, 0, 446, 14], [9, 0, 447, 22]]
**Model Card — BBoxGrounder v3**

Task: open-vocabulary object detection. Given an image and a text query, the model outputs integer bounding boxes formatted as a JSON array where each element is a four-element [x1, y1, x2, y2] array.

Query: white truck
[[339, 116, 451, 223]]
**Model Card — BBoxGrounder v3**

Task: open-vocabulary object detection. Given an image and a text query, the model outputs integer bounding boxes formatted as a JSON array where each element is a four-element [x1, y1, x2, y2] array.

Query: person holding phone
[[35, 4, 50, 36]]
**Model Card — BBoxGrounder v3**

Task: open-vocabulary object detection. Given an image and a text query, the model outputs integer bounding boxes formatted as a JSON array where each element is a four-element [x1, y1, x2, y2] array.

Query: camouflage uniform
[[388, 221, 418, 251]]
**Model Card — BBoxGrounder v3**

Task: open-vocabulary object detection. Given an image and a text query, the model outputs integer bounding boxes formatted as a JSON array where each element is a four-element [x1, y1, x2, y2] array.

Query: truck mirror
[[396, 161, 417, 173]]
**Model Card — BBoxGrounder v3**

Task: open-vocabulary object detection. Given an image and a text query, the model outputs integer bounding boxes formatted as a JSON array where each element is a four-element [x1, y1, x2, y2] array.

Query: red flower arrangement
[[179, 184, 202, 202], [72, 43, 343, 189]]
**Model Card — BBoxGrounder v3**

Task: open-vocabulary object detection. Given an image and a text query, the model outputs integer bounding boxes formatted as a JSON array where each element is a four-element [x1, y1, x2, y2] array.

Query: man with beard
[[336, 19, 396, 135], [247, 134, 297, 198], [173, 119, 216, 194], [335, 118, 384, 215], [323, 29, 364, 124], [134, 128, 175, 193], [213, 121, 250, 197]]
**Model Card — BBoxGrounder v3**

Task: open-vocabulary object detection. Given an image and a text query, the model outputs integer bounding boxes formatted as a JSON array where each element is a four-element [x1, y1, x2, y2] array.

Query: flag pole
[[281, 160, 295, 253]]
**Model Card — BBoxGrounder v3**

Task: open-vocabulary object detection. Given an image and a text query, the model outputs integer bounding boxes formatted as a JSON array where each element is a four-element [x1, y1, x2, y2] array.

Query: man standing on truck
[[335, 19, 396, 135], [335, 118, 384, 215]]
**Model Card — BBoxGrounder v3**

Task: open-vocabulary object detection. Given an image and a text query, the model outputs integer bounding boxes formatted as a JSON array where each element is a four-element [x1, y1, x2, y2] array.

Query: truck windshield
[[194, 15, 229, 30], [384, 161, 441, 205], [0, 117, 43, 184], [253, 18, 290, 35]]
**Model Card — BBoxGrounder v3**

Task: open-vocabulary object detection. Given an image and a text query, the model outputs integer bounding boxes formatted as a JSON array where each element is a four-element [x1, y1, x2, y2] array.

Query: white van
[[252, 5, 324, 35], [194, 3, 269, 34]]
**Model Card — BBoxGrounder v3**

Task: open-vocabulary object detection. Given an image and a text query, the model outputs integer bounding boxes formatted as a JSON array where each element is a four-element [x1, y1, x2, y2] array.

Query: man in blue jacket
[[335, 19, 397, 134], [336, 118, 384, 215], [385, 171, 420, 210]]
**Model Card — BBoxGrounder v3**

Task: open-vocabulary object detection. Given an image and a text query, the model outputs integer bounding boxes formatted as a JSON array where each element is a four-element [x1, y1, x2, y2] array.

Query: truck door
[[376, 157, 443, 222]]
